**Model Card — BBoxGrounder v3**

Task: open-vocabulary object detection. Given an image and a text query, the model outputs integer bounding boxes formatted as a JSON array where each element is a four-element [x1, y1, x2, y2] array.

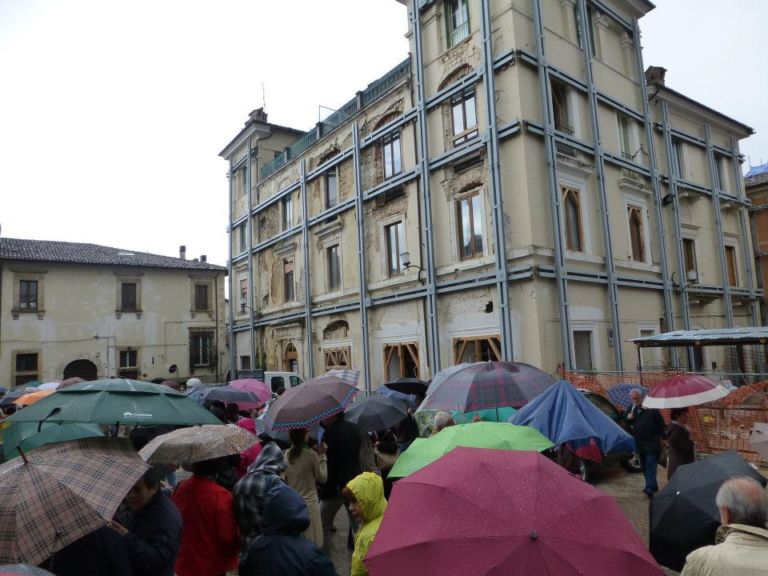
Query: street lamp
[[399, 251, 425, 285]]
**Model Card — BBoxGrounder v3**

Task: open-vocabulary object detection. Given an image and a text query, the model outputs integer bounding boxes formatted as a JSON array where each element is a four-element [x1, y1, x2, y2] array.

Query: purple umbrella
[[419, 361, 555, 413], [263, 376, 357, 430]]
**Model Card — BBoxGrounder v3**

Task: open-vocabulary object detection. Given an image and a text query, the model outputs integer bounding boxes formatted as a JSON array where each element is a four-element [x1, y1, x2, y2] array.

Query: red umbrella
[[365, 447, 662, 576], [229, 378, 271, 403], [642, 374, 728, 409], [419, 362, 555, 412]]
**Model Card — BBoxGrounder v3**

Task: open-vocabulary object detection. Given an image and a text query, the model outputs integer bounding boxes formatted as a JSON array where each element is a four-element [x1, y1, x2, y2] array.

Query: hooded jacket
[[240, 482, 337, 576], [234, 441, 287, 549], [681, 523, 768, 576], [347, 472, 387, 576]]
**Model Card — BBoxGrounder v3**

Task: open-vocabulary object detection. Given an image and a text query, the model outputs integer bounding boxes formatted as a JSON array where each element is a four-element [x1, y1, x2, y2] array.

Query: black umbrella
[[344, 395, 410, 434], [382, 377, 429, 397], [649, 450, 767, 571]]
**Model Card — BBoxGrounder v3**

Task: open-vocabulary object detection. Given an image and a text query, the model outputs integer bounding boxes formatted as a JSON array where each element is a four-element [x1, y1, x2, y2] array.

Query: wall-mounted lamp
[[672, 270, 698, 293], [400, 252, 425, 285], [662, 194, 674, 206]]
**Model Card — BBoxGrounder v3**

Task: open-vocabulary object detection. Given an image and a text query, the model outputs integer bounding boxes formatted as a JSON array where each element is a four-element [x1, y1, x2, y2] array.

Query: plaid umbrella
[[139, 424, 258, 463], [264, 376, 358, 430], [419, 362, 555, 413], [319, 369, 360, 387], [0, 437, 148, 566]]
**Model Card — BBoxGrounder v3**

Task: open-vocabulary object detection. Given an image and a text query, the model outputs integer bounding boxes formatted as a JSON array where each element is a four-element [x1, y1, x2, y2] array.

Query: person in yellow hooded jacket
[[342, 471, 387, 576]]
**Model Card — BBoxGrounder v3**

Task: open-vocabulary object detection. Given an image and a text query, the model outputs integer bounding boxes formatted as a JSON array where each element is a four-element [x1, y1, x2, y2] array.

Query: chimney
[[249, 107, 268, 123], [200, 255, 207, 263], [644, 66, 667, 87], [179, 245, 186, 260]]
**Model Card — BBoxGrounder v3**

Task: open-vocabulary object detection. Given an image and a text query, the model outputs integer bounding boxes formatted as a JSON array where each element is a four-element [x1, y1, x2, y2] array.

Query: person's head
[[276, 386, 286, 397], [343, 471, 386, 525], [209, 406, 227, 423], [191, 456, 227, 478], [433, 411, 455, 434], [671, 407, 689, 423], [715, 476, 768, 528], [225, 403, 240, 423], [287, 428, 308, 464], [125, 466, 166, 511], [629, 388, 644, 407]]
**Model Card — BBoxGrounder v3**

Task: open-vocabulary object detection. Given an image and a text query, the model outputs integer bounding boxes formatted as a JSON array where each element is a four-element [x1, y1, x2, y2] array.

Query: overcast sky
[[1, 0, 765, 270]]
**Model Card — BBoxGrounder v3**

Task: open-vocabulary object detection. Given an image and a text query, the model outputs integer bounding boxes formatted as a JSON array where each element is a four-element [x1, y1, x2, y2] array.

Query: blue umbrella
[[606, 383, 649, 409], [509, 380, 635, 462]]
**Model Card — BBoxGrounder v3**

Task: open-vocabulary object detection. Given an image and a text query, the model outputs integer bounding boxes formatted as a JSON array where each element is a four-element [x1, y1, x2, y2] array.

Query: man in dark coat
[[240, 482, 337, 576], [319, 412, 362, 542], [45, 526, 132, 576], [623, 388, 666, 498], [110, 466, 183, 576]]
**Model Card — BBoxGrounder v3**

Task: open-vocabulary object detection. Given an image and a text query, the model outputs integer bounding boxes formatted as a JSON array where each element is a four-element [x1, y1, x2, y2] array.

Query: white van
[[264, 371, 302, 394]]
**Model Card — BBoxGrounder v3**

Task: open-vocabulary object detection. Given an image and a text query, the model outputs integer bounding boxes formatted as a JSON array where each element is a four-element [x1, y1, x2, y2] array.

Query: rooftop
[[745, 162, 768, 189], [0, 238, 227, 272]]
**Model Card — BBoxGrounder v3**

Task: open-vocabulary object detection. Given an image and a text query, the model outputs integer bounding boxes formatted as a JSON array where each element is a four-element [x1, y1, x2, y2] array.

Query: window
[[119, 349, 139, 379], [324, 347, 350, 371], [384, 342, 419, 380], [446, 0, 469, 47], [382, 131, 402, 179], [190, 331, 215, 368], [284, 343, 299, 373], [573, 3, 583, 48], [456, 191, 484, 260], [551, 80, 572, 134], [672, 139, 685, 178], [325, 170, 338, 209], [194, 284, 209, 311], [385, 221, 405, 276], [562, 187, 583, 252], [120, 282, 137, 312], [586, 5, 598, 57], [240, 355, 251, 370], [618, 114, 634, 160], [14, 352, 39, 387], [714, 155, 730, 194], [19, 280, 38, 310], [725, 245, 738, 286], [327, 245, 341, 291], [238, 224, 247, 253], [283, 260, 295, 302], [573, 330, 594, 371], [682, 238, 697, 279], [239, 278, 248, 313], [282, 195, 293, 230], [627, 205, 646, 262], [240, 167, 248, 196], [451, 86, 478, 145], [453, 336, 501, 363]]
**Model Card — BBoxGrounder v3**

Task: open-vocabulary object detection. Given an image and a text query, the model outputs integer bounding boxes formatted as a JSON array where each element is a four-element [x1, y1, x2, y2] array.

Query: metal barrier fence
[[562, 370, 768, 464]]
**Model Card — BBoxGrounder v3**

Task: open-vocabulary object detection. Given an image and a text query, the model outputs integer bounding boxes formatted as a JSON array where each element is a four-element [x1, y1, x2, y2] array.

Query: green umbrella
[[451, 406, 517, 423], [6, 379, 220, 427], [388, 421, 553, 478], [2, 422, 105, 460]]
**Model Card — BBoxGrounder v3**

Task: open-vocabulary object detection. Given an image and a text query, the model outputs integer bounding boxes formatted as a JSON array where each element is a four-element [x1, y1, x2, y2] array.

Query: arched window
[[283, 343, 298, 373], [562, 187, 582, 252]]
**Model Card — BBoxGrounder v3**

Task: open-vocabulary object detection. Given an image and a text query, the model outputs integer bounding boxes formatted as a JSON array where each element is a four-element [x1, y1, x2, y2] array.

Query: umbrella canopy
[[0, 565, 55, 575], [606, 383, 649, 409], [749, 422, 768, 461], [228, 379, 272, 403], [0, 389, 31, 407], [6, 379, 220, 427], [15, 390, 56, 407], [319, 369, 360, 386], [376, 386, 419, 409], [36, 382, 60, 391], [419, 361, 555, 413], [139, 424, 257, 463], [263, 376, 358, 430], [190, 385, 263, 411], [382, 377, 429, 396], [509, 380, 635, 462], [649, 450, 767, 571], [643, 374, 729, 409], [366, 448, 663, 576], [344, 395, 410, 434], [451, 406, 516, 424], [58, 377, 86, 389], [2, 422, 105, 460], [389, 422, 553, 478], [0, 437, 148, 565]]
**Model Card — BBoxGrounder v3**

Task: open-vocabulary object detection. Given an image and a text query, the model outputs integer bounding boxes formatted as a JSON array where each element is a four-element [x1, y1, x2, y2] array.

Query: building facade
[[223, 0, 759, 390], [0, 238, 228, 387], [745, 163, 768, 325]]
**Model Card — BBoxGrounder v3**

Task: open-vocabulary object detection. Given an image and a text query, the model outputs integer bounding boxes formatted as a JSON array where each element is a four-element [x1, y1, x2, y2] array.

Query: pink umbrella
[[642, 374, 728, 409], [58, 377, 86, 389], [229, 379, 271, 403], [365, 447, 662, 576]]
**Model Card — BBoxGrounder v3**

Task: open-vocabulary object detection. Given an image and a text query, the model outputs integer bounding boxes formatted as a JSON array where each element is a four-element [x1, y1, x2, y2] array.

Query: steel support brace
[[481, 0, 514, 361], [531, 0, 573, 369], [246, 140, 257, 372], [632, 19, 676, 367], [704, 124, 734, 327], [412, 4, 441, 374], [300, 160, 314, 377], [578, 0, 623, 369], [352, 124, 372, 393]]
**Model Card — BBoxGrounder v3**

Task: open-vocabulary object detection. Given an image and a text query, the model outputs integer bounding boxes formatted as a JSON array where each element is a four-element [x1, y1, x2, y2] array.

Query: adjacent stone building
[[222, 0, 759, 390], [0, 238, 227, 386], [745, 162, 768, 325]]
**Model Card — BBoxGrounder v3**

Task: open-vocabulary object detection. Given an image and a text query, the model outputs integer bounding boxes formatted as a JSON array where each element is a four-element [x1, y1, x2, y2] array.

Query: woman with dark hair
[[172, 457, 240, 576], [667, 407, 695, 480], [283, 428, 327, 546]]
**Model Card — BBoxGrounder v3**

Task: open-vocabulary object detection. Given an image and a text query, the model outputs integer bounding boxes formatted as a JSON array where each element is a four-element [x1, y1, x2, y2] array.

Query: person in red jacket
[[172, 457, 240, 576]]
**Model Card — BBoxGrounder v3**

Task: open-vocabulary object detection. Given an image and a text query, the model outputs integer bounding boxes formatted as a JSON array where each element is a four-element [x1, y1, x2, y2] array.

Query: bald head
[[716, 477, 768, 528]]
